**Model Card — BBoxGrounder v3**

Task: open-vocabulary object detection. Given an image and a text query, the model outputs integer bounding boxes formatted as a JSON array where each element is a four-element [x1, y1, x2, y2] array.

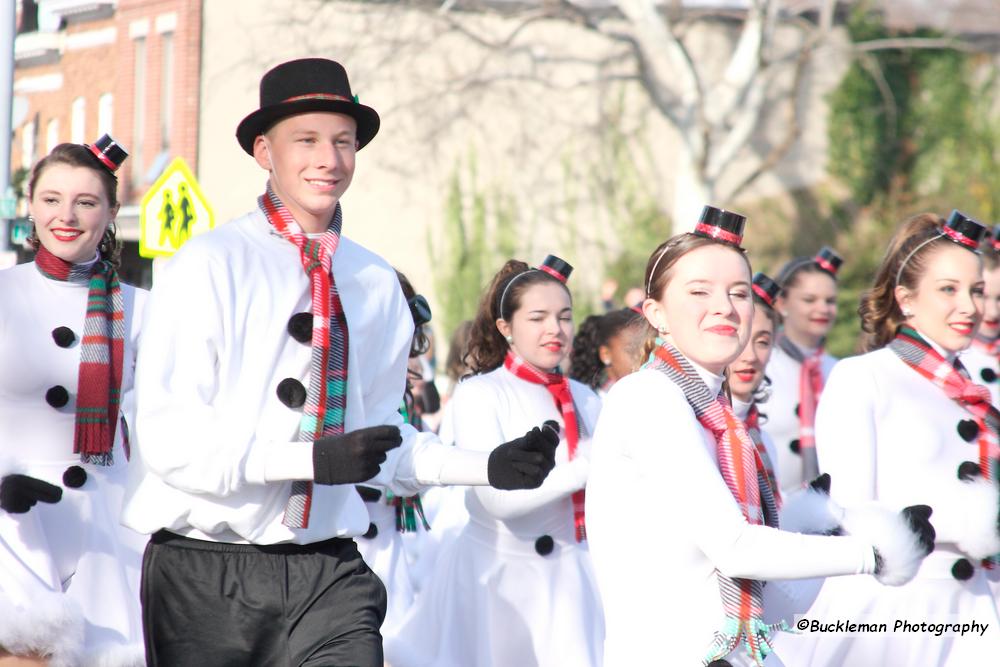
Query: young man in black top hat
[[122, 57, 559, 666]]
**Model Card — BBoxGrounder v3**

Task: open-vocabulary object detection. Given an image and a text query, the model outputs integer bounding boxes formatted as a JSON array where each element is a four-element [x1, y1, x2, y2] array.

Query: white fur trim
[[84, 642, 147, 667], [0, 592, 84, 667], [954, 477, 1000, 561], [840, 503, 927, 586], [778, 487, 844, 535]]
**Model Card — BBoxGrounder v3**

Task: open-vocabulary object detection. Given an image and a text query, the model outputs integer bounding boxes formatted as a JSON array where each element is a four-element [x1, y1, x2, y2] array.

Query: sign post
[[139, 157, 214, 258]]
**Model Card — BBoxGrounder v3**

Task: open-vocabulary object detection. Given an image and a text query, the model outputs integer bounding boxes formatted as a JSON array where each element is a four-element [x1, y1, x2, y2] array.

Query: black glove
[[901, 504, 936, 555], [487, 420, 560, 490], [0, 474, 63, 514], [809, 472, 831, 495], [313, 426, 402, 485]]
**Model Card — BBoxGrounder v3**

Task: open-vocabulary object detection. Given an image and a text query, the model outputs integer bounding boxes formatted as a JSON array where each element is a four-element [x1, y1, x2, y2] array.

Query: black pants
[[141, 530, 387, 667]]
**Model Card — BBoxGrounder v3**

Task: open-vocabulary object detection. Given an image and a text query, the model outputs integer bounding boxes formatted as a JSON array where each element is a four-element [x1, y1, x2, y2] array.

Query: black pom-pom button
[[957, 420, 980, 442], [981, 368, 998, 383], [951, 558, 975, 581], [45, 386, 69, 408], [534, 535, 554, 556], [51, 326, 76, 348], [356, 486, 382, 503], [957, 461, 981, 481], [362, 522, 378, 540], [794, 403, 800, 418], [789, 439, 801, 454], [287, 312, 313, 344], [62, 465, 87, 488], [707, 662, 733, 667], [276, 378, 307, 409]]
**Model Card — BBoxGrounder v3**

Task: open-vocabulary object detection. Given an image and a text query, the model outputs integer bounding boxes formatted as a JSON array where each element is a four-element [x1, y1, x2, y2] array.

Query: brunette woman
[[386, 256, 603, 667], [765, 247, 842, 493], [586, 206, 933, 666], [776, 211, 1000, 666], [0, 137, 146, 666], [570, 308, 647, 395], [959, 230, 1000, 406]]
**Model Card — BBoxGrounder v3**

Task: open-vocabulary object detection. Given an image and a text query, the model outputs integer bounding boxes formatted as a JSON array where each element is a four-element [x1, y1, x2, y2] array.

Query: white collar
[[683, 355, 726, 397], [730, 396, 753, 420], [914, 327, 957, 364]]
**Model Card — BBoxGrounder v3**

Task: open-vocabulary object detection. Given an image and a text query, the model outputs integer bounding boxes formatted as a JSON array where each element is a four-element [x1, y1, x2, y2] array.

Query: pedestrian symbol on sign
[[139, 158, 214, 258]]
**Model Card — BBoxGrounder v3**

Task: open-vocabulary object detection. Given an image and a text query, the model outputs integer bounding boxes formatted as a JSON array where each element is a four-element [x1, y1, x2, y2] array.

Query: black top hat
[[990, 224, 1000, 252], [942, 210, 986, 250], [752, 272, 780, 308], [236, 58, 380, 156], [693, 205, 746, 247], [539, 255, 573, 283], [813, 246, 843, 277], [86, 134, 128, 174]]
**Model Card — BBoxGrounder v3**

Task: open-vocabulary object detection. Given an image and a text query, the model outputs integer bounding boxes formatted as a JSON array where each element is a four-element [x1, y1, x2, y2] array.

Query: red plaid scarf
[[745, 405, 781, 507], [259, 184, 349, 529], [890, 327, 1000, 485], [776, 335, 824, 482], [645, 340, 782, 666], [503, 351, 586, 541], [35, 246, 124, 465]]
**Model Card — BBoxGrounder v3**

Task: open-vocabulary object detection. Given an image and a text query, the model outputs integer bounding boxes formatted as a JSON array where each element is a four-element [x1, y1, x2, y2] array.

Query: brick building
[[8, 0, 202, 284]]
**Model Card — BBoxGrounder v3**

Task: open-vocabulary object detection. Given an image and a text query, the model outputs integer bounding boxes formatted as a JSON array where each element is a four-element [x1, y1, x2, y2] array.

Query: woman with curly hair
[[570, 308, 646, 395]]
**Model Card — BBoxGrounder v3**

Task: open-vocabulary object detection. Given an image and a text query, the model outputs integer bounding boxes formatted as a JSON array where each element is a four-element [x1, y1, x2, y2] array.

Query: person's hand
[[487, 420, 560, 490], [0, 474, 63, 514], [313, 426, 402, 485]]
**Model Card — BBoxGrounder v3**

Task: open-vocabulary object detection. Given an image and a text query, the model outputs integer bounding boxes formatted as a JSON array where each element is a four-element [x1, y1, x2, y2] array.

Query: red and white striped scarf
[[503, 351, 586, 541], [645, 340, 782, 666], [35, 246, 124, 466], [745, 405, 782, 507], [259, 184, 349, 529], [776, 335, 824, 482]]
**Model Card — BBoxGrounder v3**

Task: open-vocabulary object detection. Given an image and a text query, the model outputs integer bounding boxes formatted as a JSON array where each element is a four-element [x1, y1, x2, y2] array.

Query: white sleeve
[[133, 244, 312, 497], [453, 378, 588, 521], [815, 359, 878, 504], [631, 375, 876, 581]]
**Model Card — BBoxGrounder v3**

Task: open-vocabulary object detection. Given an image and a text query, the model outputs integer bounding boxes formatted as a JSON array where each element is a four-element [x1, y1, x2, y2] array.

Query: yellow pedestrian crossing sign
[[139, 157, 214, 258]]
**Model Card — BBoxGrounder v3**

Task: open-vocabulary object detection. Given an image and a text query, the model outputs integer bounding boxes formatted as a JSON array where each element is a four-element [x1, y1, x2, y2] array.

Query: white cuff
[[245, 440, 315, 484]]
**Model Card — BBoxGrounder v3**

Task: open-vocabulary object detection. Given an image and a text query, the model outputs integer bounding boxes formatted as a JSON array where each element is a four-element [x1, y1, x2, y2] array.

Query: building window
[[71, 97, 85, 144], [98, 93, 113, 136], [132, 37, 146, 183], [46, 118, 59, 153], [160, 32, 173, 151], [22, 119, 36, 168]]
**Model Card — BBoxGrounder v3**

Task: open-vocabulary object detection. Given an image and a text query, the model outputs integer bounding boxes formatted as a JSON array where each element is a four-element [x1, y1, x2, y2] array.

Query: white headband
[[895, 232, 945, 287]]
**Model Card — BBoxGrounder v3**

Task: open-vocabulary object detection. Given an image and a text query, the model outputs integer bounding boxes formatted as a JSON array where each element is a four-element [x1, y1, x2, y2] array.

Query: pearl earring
[[505, 335, 513, 344], [902, 309, 913, 318]]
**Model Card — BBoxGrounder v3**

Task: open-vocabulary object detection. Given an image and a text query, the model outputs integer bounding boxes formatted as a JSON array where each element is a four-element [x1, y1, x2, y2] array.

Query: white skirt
[[355, 498, 416, 641], [385, 517, 605, 667], [771, 546, 1000, 666]]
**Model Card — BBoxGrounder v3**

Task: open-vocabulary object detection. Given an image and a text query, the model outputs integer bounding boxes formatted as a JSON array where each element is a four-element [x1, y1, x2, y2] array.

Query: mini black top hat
[[408, 294, 432, 327], [693, 205, 746, 247], [942, 210, 986, 250], [752, 272, 780, 308], [86, 134, 128, 174], [539, 255, 573, 283], [990, 224, 1000, 252], [813, 246, 843, 277], [236, 58, 380, 156]]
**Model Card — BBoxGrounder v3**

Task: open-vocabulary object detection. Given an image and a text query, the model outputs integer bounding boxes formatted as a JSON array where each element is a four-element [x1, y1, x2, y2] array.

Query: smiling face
[[896, 243, 984, 354], [979, 266, 1000, 341], [644, 244, 753, 375], [497, 281, 574, 372], [253, 111, 358, 233], [728, 306, 776, 402], [29, 163, 116, 264], [776, 270, 838, 349]]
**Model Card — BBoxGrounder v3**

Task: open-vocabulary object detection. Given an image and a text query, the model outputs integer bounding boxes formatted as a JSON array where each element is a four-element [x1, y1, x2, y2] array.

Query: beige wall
[[198, 0, 850, 334]]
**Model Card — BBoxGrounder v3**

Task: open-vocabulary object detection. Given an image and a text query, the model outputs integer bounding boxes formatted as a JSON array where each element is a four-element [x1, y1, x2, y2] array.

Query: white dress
[[763, 342, 838, 494], [385, 366, 604, 667], [586, 361, 882, 666], [0, 262, 147, 666], [772, 346, 1000, 666]]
